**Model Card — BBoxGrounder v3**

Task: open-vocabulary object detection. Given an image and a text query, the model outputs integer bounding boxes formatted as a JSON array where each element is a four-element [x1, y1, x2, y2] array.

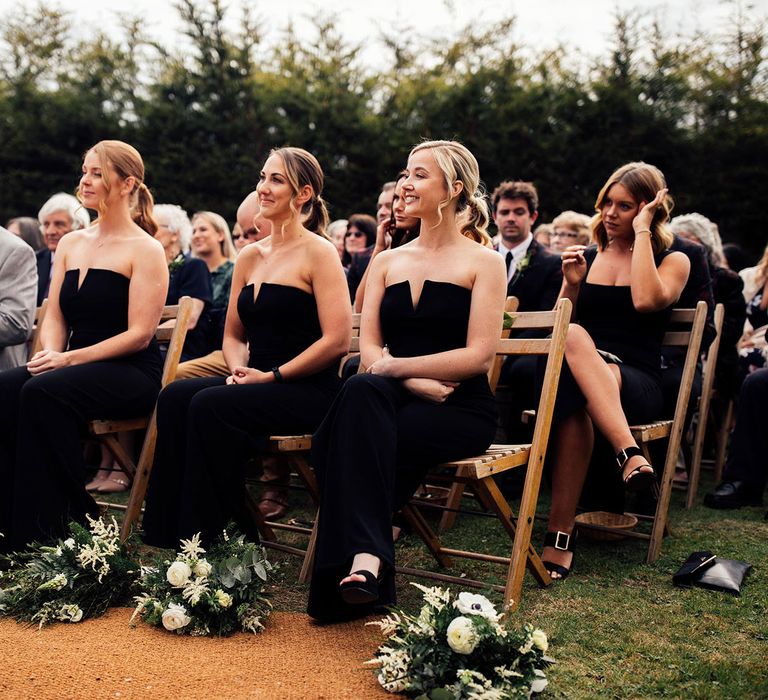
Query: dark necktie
[[505, 250, 513, 273]]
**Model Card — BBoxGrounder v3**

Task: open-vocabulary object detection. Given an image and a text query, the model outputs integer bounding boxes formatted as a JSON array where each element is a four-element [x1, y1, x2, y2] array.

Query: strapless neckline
[[243, 281, 313, 305], [65, 268, 130, 293], [384, 279, 471, 313]]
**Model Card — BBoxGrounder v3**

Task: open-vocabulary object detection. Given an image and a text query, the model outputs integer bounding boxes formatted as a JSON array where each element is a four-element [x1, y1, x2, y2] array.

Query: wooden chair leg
[[284, 453, 320, 503], [438, 483, 466, 532], [298, 513, 318, 584], [713, 399, 734, 483], [687, 407, 708, 509], [120, 412, 157, 541], [647, 430, 682, 563], [401, 504, 452, 568], [100, 433, 137, 480]]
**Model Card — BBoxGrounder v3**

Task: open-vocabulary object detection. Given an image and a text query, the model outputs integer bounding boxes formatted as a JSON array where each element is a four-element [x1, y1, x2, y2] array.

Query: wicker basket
[[575, 511, 638, 541]]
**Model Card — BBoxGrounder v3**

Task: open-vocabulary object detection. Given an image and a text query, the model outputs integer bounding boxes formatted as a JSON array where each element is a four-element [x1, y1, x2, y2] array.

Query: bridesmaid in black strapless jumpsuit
[[307, 280, 498, 622], [0, 269, 162, 549], [142, 282, 340, 548]]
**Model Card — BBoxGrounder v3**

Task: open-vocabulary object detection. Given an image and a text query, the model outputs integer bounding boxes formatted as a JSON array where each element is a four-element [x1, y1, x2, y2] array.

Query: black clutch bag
[[673, 551, 752, 595]]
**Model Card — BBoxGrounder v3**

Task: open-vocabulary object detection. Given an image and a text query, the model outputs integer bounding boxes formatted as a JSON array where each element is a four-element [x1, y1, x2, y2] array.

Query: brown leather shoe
[[257, 489, 289, 520]]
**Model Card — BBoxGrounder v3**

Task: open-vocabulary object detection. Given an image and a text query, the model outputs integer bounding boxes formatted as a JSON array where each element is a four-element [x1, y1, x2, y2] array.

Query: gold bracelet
[[635, 228, 652, 236]]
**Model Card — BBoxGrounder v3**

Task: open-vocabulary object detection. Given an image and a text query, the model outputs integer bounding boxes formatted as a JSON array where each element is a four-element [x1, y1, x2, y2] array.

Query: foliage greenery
[[1, 2, 767, 257]]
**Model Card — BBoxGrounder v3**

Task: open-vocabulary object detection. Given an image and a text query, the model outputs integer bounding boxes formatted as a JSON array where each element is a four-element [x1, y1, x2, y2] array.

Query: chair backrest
[[157, 296, 195, 388], [29, 298, 49, 358], [487, 296, 519, 391]]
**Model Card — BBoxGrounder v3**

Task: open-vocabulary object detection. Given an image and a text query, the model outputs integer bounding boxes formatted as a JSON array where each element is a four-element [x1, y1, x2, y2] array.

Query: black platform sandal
[[616, 446, 656, 492], [542, 530, 576, 581], [339, 569, 381, 605]]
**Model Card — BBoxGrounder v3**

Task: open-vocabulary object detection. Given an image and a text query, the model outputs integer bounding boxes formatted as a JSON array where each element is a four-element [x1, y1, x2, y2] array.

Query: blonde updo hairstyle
[[592, 162, 673, 255], [192, 211, 236, 261], [270, 146, 329, 238], [80, 140, 158, 236], [409, 140, 491, 246]]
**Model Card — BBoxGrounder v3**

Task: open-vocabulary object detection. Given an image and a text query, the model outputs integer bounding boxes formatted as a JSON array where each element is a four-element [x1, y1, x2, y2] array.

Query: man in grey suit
[[0, 227, 38, 370]]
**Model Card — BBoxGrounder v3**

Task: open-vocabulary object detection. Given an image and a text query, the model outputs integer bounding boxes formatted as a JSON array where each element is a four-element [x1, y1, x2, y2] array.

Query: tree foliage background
[[1, 0, 766, 257]]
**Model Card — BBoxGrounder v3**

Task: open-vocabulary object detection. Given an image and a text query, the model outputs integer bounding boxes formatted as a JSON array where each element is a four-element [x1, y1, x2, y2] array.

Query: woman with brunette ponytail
[[143, 147, 351, 547], [0, 140, 168, 550], [308, 140, 506, 622]]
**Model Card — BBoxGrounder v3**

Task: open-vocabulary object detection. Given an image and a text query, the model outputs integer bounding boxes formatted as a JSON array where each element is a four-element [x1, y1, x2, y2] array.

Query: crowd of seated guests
[[2, 139, 768, 625]]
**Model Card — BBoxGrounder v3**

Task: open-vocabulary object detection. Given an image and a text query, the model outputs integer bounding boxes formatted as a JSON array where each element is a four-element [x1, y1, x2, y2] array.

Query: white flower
[[446, 616, 479, 654], [531, 628, 548, 653], [76, 516, 120, 582], [63, 538, 76, 549], [193, 559, 212, 577], [366, 613, 401, 637], [182, 576, 210, 606], [166, 561, 192, 587], [410, 582, 451, 611], [376, 646, 412, 693], [179, 533, 205, 559], [519, 637, 534, 654], [58, 604, 83, 623], [454, 592, 500, 621], [161, 603, 191, 631], [530, 669, 548, 694], [214, 590, 232, 608]]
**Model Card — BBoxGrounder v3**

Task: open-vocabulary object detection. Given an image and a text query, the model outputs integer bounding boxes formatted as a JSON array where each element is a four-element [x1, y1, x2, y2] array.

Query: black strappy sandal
[[339, 569, 381, 605], [616, 446, 656, 492], [542, 530, 576, 581]]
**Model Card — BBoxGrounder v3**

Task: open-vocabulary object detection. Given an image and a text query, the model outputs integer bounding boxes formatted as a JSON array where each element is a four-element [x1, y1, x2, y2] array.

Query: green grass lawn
[[101, 468, 767, 699]]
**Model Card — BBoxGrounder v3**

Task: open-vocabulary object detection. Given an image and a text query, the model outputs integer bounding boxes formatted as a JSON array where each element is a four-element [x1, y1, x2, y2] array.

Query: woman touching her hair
[[0, 140, 168, 550], [307, 140, 507, 622], [142, 147, 351, 548], [541, 162, 690, 581]]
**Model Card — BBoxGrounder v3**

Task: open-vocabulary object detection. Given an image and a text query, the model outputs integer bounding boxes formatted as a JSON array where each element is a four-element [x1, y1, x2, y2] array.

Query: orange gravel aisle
[[0, 609, 395, 699]]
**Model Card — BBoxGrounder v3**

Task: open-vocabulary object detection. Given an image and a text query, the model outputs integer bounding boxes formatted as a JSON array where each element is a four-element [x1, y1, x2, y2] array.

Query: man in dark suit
[[35, 193, 90, 305], [492, 181, 563, 445], [491, 181, 562, 311]]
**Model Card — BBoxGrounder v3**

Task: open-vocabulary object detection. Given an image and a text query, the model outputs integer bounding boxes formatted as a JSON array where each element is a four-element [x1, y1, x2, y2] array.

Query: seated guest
[[541, 162, 690, 581], [191, 211, 237, 351], [345, 214, 378, 300], [327, 219, 349, 266], [6, 217, 45, 252], [153, 204, 212, 362], [142, 147, 350, 548], [533, 222, 553, 250], [549, 211, 592, 254], [704, 368, 768, 510], [0, 226, 37, 370], [353, 171, 421, 313], [669, 213, 746, 399], [491, 180, 562, 312], [307, 140, 506, 622], [736, 244, 768, 374], [35, 193, 91, 305], [0, 140, 167, 550]]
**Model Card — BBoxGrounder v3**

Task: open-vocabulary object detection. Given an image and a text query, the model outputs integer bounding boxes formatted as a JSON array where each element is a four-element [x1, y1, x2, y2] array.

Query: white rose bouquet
[[367, 584, 552, 699], [132, 527, 272, 636], [0, 516, 138, 628]]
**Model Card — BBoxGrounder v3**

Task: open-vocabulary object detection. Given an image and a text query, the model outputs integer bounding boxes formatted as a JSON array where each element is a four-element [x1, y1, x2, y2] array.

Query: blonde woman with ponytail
[[308, 140, 506, 622], [142, 146, 351, 548], [0, 140, 168, 550]]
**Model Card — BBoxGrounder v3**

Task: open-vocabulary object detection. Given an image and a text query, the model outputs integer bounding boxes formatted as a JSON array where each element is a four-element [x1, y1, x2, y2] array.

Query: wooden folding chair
[[29, 299, 49, 359], [617, 301, 707, 562], [297, 298, 572, 612], [684, 303, 724, 508], [245, 313, 363, 570], [436, 296, 519, 532], [83, 297, 194, 540]]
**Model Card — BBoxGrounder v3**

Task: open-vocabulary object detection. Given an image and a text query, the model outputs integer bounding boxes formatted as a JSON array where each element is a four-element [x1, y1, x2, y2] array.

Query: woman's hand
[[633, 188, 668, 234], [561, 245, 587, 286], [367, 346, 400, 377], [27, 349, 72, 375], [229, 366, 273, 384], [402, 377, 458, 403], [373, 219, 393, 254]]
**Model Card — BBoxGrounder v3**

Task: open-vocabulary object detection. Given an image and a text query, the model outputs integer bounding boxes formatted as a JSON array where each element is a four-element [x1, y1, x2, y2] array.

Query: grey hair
[[326, 219, 348, 238], [154, 204, 193, 252], [38, 193, 90, 230], [669, 212, 724, 267]]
